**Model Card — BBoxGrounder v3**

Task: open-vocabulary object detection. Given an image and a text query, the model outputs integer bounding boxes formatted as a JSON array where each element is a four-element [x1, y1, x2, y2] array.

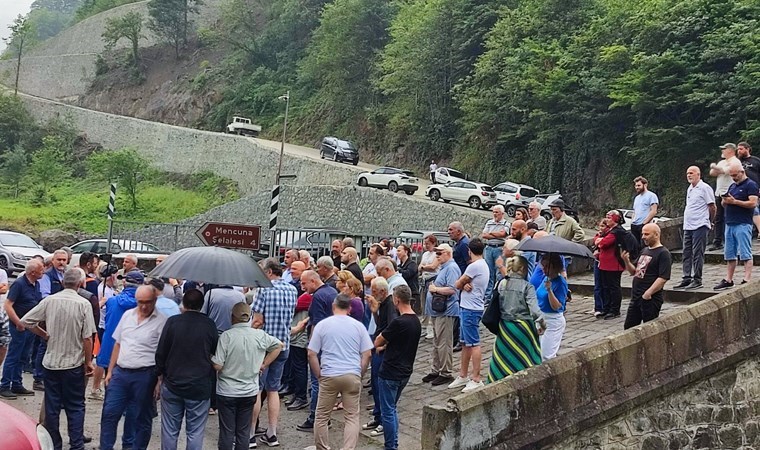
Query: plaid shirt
[[253, 278, 298, 351]]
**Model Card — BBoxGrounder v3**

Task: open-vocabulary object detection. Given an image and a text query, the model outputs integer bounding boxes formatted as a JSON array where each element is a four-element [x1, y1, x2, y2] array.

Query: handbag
[[481, 279, 503, 335], [431, 292, 448, 313]]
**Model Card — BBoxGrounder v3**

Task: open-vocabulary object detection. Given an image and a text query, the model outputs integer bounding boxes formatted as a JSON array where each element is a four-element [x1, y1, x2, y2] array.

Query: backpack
[[612, 227, 640, 266]]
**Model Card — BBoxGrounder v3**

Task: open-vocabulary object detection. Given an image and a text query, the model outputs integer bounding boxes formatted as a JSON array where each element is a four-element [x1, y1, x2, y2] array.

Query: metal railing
[[110, 220, 200, 253]]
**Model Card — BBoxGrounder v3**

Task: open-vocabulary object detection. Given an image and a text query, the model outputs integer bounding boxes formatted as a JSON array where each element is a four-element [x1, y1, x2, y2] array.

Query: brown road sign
[[196, 222, 262, 251]]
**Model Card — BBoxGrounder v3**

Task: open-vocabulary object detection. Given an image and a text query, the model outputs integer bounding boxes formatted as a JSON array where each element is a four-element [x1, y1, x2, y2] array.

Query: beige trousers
[[431, 316, 455, 376], [315, 373, 362, 450]]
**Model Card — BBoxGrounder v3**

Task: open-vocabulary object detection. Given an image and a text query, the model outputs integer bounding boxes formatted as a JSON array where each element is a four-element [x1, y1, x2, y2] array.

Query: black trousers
[[44, 366, 86, 450], [624, 295, 663, 330], [217, 394, 256, 450], [599, 270, 623, 315], [713, 197, 725, 245], [630, 223, 643, 246]]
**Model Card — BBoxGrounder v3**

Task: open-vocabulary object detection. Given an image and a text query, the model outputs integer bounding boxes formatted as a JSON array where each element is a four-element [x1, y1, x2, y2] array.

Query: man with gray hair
[[115, 254, 138, 292], [34, 248, 69, 390], [481, 205, 508, 299], [375, 257, 407, 293], [527, 201, 547, 231], [0, 258, 44, 399], [316, 255, 338, 289], [709, 143, 739, 250], [20, 268, 97, 450], [714, 161, 758, 290]]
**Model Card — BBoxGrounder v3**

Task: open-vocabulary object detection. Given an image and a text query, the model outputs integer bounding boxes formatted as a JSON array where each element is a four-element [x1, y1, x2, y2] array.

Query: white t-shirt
[[460, 258, 489, 311], [716, 157, 739, 195], [308, 314, 373, 377], [97, 282, 115, 329], [429, 163, 437, 173], [420, 251, 439, 280], [0, 269, 8, 304], [684, 180, 715, 231]]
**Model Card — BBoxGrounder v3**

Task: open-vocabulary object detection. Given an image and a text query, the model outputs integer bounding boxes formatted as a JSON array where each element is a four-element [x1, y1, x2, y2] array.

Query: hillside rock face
[[38, 229, 78, 252]]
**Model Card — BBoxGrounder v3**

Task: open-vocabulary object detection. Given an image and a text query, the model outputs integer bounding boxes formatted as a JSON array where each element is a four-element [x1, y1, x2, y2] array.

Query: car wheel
[[429, 189, 440, 201], [442, 199, 451, 203], [482, 204, 491, 210], [332, 152, 338, 162], [0, 255, 7, 270], [358, 177, 368, 187], [320, 150, 325, 159], [388, 181, 399, 193], [405, 190, 414, 195], [469, 197, 482, 209], [506, 205, 517, 217], [541, 212, 552, 222], [352, 160, 359, 166]]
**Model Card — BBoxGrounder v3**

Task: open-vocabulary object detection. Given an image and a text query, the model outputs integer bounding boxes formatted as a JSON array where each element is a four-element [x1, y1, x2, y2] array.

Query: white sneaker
[[461, 380, 484, 393], [447, 376, 470, 389], [425, 328, 434, 339], [89, 389, 104, 401], [370, 425, 384, 436]]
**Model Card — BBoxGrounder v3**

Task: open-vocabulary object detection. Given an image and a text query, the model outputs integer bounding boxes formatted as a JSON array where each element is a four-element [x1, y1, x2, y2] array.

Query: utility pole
[[270, 91, 290, 256]]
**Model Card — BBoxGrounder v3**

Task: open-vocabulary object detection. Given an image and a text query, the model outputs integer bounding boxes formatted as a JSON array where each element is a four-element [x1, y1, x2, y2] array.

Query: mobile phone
[[721, 193, 730, 197]]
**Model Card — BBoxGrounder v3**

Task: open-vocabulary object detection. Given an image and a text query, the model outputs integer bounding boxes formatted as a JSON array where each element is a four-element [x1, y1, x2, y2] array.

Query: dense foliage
[[195, 0, 759, 213]]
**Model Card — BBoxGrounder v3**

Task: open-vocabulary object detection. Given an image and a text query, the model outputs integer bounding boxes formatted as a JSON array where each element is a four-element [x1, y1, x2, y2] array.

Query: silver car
[[0, 231, 51, 273]]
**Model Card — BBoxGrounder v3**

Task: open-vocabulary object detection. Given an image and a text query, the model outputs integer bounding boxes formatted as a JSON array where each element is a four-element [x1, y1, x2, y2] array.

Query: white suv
[[493, 182, 539, 217]]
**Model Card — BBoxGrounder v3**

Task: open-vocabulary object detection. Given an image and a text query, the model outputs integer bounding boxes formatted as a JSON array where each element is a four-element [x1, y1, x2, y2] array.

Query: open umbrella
[[148, 246, 272, 288], [514, 236, 594, 259]]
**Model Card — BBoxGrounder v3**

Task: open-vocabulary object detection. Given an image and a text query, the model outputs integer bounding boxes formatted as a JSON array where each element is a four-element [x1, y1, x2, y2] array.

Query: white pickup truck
[[226, 116, 262, 136]]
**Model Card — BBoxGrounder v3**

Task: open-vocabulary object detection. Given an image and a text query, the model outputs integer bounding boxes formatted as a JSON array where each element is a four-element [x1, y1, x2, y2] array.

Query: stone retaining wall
[[421, 282, 760, 449]]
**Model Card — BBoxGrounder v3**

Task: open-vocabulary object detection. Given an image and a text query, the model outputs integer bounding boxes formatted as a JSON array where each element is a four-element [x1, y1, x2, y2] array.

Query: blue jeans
[[260, 349, 289, 392], [370, 351, 384, 422], [377, 377, 409, 450], [34, 339, 47, 382], [593, 261, 603, 313], [160, 384, 210, 450], [0, 326, 35, 389], [484, 245, 502, 300], [44, 366, 86, 450], [100, 366, 157, 450], [307, 370, 319, 422]]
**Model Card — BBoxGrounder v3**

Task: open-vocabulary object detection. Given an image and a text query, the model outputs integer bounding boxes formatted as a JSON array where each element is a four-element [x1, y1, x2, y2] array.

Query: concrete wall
[[0, 0, 222, 99], [421, 282, 760, 449]]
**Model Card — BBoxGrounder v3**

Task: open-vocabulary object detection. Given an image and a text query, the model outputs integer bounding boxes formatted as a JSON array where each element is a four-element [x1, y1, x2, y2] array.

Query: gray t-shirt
[[201, 288, 246, 334], [460, 258, 489, 311], [308, 314, 373, 377]]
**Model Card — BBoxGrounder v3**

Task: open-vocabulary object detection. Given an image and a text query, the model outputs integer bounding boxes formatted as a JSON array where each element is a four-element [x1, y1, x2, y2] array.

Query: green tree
[[27, 136, 72, 203], [0, 94, 35, 151], [1, 145, 29, 198], [147, 0, 202, 58], [3, 15, 34, 96], [87, 148, 148, 210], [102, 11, 143, 66]]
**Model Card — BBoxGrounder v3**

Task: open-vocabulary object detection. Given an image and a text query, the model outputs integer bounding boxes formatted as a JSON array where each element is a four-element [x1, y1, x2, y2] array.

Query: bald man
[[340, 247, 364, 298], [620, 223, 671, 329], [674, 166, 716, 290]]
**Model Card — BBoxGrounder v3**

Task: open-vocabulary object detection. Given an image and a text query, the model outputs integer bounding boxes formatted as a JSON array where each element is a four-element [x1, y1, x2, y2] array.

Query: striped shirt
[[252, 278, 297, 351], [20, 289, 97, 370]]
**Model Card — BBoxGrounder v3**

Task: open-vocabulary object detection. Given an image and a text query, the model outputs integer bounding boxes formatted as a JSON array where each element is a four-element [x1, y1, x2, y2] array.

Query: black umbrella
[[514, 236, 595, 259], [148, 246, 273, 288]]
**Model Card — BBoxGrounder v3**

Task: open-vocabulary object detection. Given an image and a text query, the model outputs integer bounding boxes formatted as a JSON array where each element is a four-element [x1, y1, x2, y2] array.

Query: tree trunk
[[132, 39, 139, 65], [13, 40, 23, 96]]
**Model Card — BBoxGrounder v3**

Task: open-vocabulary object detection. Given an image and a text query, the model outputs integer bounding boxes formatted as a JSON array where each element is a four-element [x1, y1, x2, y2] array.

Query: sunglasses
[[435, 252, 443, 255]]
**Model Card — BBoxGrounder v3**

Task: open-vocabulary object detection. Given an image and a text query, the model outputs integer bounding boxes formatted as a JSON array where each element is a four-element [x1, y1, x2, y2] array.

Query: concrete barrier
[[421, 281, 760, 449]]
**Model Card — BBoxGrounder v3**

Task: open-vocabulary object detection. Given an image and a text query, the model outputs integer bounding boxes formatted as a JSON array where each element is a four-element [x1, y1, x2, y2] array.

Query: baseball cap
[[118, 270, 144, 284], [433, 243, 453, 253], [720, 143, 737, 151], [548, 198, 566, 210], [231, 302, 251, 323]]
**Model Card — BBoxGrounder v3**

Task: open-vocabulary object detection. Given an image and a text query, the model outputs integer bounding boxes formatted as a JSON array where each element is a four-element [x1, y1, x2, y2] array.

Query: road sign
[[195, 222, 262, 251]]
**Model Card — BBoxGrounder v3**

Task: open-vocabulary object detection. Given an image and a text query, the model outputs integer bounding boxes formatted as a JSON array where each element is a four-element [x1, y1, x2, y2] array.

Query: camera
[[99, 253, 119, 278]]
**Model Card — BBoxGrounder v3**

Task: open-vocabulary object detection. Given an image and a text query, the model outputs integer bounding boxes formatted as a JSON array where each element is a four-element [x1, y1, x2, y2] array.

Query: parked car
[[319, 137, 359, 165], [70, 239, 162, 254], [426, 181, 498, 209], [617, 209, 673, 230], [493, 182, 540, 217], [536, 192, 580, 222], [0, 231, 51, 274], [0, 400, 54, 449], [257, 228, 352, 260], [356, 167, 419, 195], [397, 230, 451, 260], [431, 167, 467, 185]]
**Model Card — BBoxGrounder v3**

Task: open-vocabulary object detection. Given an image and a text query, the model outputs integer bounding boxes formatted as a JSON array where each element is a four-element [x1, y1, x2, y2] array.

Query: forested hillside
[[33, 0, 758, 214]]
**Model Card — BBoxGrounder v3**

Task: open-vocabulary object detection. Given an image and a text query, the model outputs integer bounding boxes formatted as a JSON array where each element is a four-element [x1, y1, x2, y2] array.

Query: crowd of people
[[0, 141, 756, 450]]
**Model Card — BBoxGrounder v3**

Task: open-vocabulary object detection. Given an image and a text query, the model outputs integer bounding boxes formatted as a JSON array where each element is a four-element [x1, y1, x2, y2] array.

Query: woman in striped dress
[[487, 255, 545, 383]]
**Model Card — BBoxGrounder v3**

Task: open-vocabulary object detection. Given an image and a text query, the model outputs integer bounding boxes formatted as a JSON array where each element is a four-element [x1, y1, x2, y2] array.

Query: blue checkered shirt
[[253, 278, 298, 351]]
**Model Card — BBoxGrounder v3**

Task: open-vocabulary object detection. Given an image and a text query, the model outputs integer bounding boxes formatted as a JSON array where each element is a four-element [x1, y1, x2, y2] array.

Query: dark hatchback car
[[320, 137, 359, 165]]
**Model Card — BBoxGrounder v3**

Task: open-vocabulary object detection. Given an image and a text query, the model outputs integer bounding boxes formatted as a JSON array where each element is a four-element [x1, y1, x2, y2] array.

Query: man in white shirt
[[99, 285, 167, 450], [709, 143, 740, 250], [674, 166, 716, 290], [429, 160, 438, 182]]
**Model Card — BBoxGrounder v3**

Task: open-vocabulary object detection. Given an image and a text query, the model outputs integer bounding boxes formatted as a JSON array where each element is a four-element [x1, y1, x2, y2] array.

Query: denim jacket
[[495, 276, 543, 323]]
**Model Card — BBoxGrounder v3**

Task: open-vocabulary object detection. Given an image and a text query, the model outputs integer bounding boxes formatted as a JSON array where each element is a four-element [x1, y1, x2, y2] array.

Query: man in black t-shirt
[[373, 285, 422, 450], [621, 223, 672, 330], [738, 141, 760, 233]]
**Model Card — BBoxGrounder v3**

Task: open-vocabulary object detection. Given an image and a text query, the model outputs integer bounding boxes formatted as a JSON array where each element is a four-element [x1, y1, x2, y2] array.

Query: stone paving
[[3, 264, 735, 450]]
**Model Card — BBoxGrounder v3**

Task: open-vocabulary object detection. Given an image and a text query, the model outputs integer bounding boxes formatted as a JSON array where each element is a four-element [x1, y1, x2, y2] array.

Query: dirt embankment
[[76, 42, 225, 128]]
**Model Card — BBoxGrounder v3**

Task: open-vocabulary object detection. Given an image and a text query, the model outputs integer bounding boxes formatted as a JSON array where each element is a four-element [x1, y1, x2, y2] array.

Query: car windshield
[[0, 234, 39, 248], [337, 140, 356, 151]]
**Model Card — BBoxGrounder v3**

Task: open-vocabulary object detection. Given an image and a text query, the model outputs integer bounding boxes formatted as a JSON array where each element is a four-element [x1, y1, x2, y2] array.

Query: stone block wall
[[421, 281, 760, 449], [549, 357, 760, 449]]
